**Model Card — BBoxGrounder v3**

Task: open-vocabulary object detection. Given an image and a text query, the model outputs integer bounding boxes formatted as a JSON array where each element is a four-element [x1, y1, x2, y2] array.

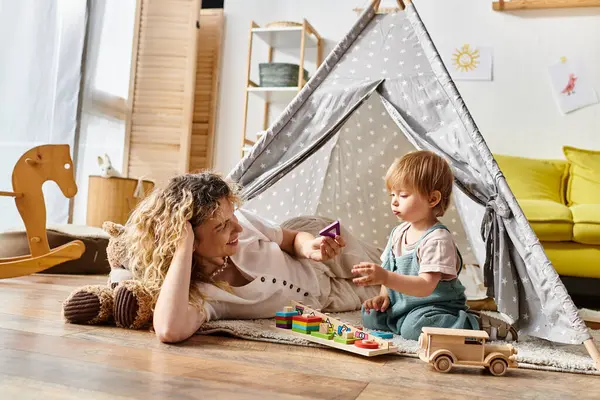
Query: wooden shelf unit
[[240, 19, 323, 158]]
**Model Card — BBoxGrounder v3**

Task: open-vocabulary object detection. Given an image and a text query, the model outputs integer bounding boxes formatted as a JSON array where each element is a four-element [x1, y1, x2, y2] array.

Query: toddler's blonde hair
[[385, 150, 454, 217]]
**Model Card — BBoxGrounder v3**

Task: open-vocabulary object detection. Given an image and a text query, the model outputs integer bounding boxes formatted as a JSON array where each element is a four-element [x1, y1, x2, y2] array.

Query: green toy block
[[334, 336, 356, 345], [311, 331, 334, 340], [292, 327, 311, 334]]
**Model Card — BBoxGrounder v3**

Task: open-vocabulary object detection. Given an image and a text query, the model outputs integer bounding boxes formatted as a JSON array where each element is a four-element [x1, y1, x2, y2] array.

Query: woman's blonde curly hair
[[121, 171, 242, 310]]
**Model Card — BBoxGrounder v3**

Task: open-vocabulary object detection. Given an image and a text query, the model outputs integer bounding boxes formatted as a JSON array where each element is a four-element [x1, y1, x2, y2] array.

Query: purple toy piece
[[319, 220, 340, 238]]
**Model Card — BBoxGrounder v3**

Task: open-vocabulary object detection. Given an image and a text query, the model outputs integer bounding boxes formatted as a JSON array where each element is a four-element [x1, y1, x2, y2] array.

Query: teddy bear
[[62, 221, 153, 330]]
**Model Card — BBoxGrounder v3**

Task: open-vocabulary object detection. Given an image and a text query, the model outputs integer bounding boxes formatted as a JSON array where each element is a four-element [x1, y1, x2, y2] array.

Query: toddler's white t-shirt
[[386, 222, 459, 281]]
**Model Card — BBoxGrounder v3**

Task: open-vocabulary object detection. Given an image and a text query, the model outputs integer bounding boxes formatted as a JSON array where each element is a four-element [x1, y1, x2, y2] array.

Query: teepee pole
[[584, 338, 600, 370], [371, 0, 381, 12]]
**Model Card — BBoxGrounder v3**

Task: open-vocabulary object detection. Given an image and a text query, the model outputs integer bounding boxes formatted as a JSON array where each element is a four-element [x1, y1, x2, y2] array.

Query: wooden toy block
[[292, 323, 319, 332], [342, 331, 354, 339], [292, 321, 321, 328], [319, 220, 340, 238], [319, 323, 329, 334], [370, 331, 394, 339], [311, 331, 334, 340], [283, 306, 294, 312], [354, 340, 380, 350], [292, 315, 322, 324], [276, 311, 298, 318], [276, 323, 292, 329], [334, 336, 356, 345], [292, 327, 312, 334]]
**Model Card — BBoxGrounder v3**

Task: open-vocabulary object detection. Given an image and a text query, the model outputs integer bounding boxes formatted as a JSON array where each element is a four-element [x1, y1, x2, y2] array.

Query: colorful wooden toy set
[[275, 301, 398, 357], [275, 308, 297, 329]]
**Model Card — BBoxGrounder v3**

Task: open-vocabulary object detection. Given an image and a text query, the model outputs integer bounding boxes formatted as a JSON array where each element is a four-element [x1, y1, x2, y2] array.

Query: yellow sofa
[[494, 146, 600, 287]]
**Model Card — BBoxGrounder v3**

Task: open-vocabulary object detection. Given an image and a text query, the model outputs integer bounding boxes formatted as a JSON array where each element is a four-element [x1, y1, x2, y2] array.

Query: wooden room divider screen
[[123, 0, 223, 188]]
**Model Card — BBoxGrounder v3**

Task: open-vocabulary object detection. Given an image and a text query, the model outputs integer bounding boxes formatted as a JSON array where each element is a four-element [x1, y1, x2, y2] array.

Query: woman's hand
[[352, 262, 389, 286], [363, 295, 390, 314], [303, 235, 346, 262]]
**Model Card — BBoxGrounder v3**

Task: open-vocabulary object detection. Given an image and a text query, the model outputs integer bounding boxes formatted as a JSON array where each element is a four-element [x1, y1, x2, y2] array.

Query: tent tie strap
[[480, 194, 512, 297]]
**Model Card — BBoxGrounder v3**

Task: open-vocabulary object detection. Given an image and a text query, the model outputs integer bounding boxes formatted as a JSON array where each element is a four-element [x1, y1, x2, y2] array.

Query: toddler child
[[351, 150, 516, 341]]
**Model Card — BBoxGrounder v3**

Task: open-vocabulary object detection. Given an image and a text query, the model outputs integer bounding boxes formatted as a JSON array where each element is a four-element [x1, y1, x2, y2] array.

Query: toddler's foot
[[473, 311, 518, 341]]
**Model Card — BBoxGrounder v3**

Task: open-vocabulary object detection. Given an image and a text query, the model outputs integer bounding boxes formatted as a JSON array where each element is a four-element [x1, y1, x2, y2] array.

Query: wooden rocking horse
[[0, 144, 85, 278]]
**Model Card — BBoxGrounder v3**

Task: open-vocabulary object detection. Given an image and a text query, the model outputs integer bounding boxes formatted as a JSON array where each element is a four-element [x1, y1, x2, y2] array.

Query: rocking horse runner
[[0, 144, 85, 278]]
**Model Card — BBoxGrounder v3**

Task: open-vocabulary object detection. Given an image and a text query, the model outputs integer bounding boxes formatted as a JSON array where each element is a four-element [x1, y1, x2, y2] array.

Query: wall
[[213, 0, 600, 176]]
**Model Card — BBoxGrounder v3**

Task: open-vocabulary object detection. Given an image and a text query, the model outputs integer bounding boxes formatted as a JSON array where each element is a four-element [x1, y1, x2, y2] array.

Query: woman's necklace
[[209, 256, 230, 281]]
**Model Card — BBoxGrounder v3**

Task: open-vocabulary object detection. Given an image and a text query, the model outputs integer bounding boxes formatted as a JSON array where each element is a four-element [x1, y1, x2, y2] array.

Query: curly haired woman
[[116, 172, 381, 343]]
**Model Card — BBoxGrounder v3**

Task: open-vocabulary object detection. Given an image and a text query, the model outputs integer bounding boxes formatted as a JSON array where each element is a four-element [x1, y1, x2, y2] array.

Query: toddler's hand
[[352, 262, 389, 286], [363, 295, 390, 314]]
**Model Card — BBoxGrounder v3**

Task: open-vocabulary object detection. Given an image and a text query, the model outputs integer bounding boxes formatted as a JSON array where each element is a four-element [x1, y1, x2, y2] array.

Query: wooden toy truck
[[418, 327, 518, 376]]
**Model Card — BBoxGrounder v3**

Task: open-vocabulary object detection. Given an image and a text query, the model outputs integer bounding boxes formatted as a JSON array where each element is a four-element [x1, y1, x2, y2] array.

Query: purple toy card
[[319, 220, 340, 238]]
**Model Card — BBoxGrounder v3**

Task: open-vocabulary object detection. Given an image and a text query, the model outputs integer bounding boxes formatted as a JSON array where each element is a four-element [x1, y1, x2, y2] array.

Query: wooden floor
[[0, 275, 598, 400]]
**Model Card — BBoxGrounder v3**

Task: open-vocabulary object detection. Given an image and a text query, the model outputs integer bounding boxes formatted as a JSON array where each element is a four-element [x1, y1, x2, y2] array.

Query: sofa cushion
[[563, 146, 600, 205], [570, 204, 600, 245], [494, 154, 568, 204], [543, 242, 600, 279], [519, 199, 573, 242]]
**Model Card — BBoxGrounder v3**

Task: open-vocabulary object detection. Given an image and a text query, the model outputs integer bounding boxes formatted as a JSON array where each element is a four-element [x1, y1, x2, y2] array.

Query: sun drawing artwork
[[445, 44, 492, 81], [452, 44, 480, 72]]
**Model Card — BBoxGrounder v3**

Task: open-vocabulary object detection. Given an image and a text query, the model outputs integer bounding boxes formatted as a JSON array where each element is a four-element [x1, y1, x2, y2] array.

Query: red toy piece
[[354, 339, 380, 349]]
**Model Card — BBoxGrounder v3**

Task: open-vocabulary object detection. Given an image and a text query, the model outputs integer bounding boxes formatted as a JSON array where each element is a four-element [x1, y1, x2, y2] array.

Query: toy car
[[417, 327, 518, 376]]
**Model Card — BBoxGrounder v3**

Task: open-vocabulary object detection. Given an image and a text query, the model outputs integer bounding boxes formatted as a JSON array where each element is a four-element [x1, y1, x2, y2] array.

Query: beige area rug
[[197, 309, 600, 376]]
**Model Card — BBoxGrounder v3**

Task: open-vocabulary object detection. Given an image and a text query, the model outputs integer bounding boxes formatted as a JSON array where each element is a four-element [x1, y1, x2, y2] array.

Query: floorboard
[[0, 274, 597, 400]]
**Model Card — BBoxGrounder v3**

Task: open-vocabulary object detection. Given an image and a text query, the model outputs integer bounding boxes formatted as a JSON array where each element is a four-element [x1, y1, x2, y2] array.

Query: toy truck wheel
[[488, 358, 508, 376], [433, 355, 453, 373]]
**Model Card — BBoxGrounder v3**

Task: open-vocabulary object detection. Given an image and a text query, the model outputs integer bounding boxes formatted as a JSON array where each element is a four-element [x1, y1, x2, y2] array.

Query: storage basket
[[265, 21, 302, 28], [259, 63, 309, 87]]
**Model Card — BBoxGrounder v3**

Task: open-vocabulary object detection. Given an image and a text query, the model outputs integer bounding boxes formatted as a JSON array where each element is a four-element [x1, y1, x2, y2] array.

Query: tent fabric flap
[[234, 80, 384, 201]]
